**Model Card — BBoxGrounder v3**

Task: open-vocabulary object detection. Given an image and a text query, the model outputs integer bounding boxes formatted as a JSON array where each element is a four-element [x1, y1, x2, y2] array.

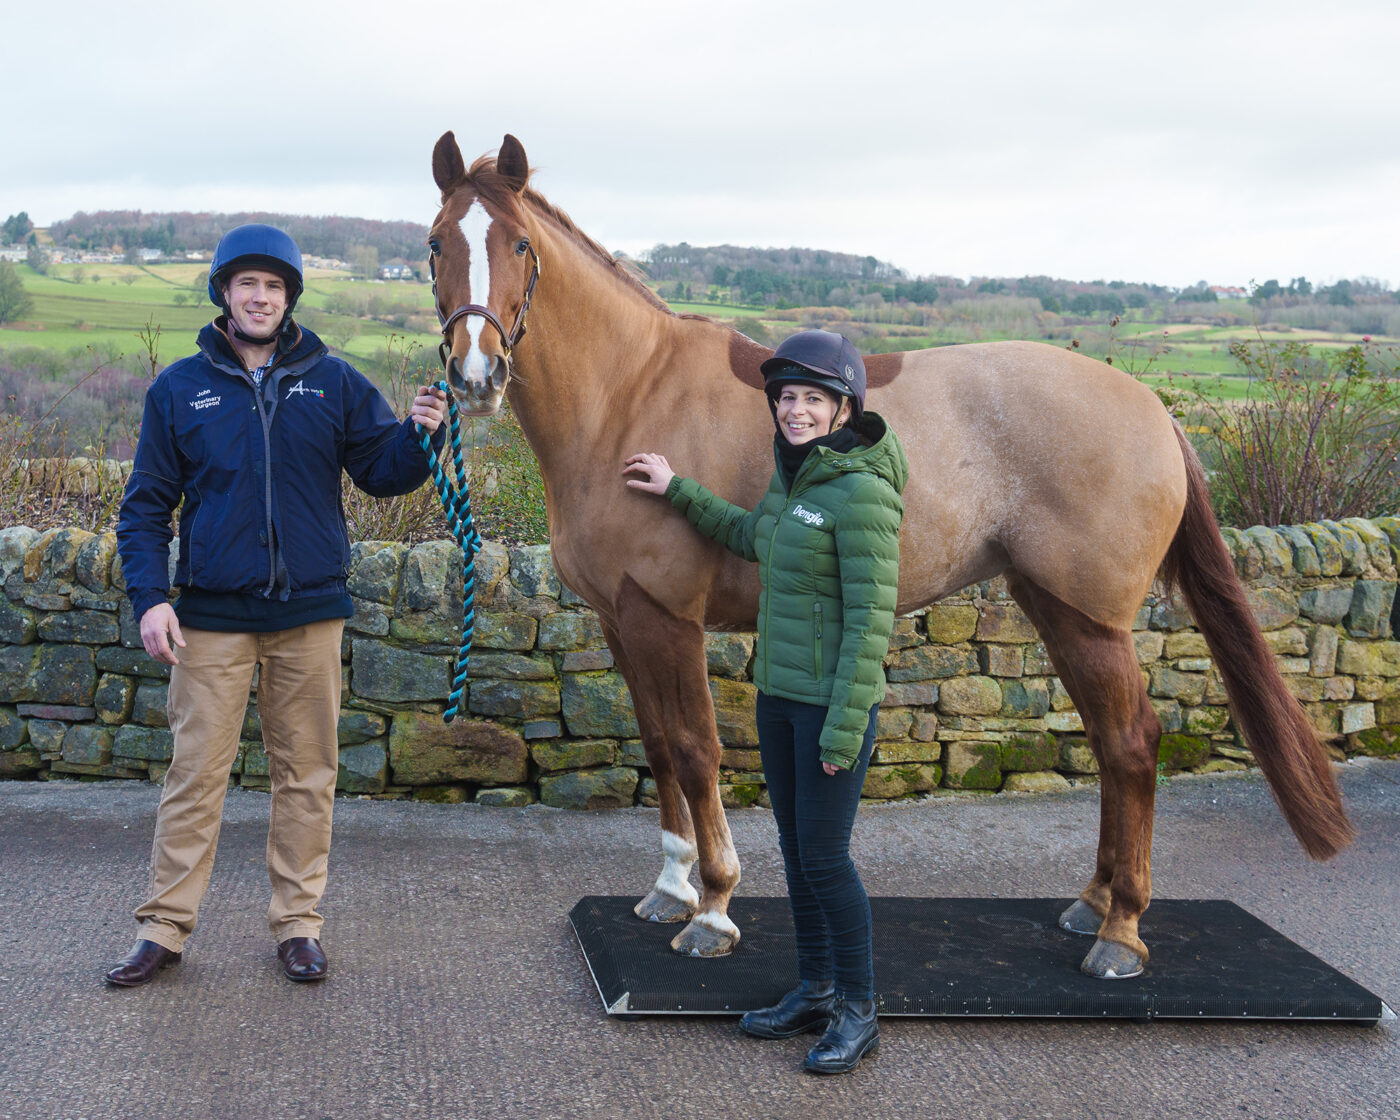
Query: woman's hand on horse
[[411, 385, 449, 433], [623, 452, 675, 495]]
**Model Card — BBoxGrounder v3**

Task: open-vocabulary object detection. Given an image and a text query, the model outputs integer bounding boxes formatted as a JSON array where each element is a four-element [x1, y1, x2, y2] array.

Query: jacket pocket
[[177, 494, 201, 586], [812, 602, 823, 679]]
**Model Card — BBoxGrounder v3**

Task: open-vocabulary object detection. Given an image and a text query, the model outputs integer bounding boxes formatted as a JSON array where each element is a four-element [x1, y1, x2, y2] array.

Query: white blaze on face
[[457, 200, 494, 380]]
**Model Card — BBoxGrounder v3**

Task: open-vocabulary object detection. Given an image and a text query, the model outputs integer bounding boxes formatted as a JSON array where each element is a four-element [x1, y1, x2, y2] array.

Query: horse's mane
[[467, 153, 703, 321]]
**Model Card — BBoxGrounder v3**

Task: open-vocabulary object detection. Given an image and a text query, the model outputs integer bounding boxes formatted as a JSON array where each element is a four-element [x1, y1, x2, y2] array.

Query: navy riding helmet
[[760, 329, 867, 417], [207, 224, 305, 314]]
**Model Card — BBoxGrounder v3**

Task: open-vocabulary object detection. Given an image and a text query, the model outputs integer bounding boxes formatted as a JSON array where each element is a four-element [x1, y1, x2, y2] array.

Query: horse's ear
[[497, 134, 530, 194], [433, 131, 468, 197]]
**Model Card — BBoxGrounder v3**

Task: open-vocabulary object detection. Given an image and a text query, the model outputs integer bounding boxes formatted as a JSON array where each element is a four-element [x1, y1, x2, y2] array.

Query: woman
[[624, 329, 906, 1074]]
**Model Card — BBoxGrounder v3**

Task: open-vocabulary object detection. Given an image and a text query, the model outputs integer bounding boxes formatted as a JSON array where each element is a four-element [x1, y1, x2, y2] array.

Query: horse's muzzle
[[446, 351, 509, 414]]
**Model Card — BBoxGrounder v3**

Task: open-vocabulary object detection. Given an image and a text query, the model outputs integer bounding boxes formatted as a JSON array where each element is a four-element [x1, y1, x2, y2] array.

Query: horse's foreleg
[[615, 576, 742, 956], [1008, 573, 1161, 980], [600, 620, 700, 924]]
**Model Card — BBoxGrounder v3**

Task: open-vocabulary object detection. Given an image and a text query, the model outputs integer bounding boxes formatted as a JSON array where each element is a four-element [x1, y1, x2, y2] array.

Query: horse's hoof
[[633, 889, 696, 924], [1080, 938, 1145, 980], [670, 917, 739, 957], [1058, 899, 1104, 936]]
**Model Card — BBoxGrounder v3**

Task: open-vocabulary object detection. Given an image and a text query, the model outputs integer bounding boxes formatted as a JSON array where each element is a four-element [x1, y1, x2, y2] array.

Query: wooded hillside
[[47, 211, 428, 262]]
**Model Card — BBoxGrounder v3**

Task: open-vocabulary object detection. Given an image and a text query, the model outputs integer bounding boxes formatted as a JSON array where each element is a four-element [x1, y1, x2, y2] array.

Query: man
[[108, 224, 448, 986]]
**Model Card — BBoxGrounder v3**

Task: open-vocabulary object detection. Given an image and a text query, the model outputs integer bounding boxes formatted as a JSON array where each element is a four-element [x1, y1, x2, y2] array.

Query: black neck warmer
[[775, 425, 862, 491]]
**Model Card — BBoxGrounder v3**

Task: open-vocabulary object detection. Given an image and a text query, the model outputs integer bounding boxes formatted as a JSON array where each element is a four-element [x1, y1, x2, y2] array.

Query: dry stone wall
[[2, 517, 1399, 809]]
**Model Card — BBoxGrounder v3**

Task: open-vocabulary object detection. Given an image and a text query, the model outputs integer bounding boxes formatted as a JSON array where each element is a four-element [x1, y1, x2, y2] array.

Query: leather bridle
[[428, 235, 541, 370]]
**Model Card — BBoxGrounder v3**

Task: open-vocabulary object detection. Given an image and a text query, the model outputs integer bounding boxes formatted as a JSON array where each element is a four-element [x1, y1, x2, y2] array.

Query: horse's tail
[[1161, 423, 1354, 860]]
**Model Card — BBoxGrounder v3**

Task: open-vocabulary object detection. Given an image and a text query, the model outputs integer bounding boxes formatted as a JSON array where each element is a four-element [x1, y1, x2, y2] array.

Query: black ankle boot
[[739, 980, 837, 1039], [803, 997, 879, 1074]]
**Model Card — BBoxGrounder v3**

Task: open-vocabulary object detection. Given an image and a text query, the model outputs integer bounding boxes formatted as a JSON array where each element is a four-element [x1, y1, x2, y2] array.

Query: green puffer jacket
[[665, 412, 907, 769]]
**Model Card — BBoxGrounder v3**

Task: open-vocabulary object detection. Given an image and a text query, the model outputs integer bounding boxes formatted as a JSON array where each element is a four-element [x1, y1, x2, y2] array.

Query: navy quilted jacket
[[118, 321, 435, 620]]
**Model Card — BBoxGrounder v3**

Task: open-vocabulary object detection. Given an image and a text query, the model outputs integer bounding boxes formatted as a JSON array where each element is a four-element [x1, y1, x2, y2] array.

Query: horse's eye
[[428, 238, 441, 256], [515, 238, 530, 256]]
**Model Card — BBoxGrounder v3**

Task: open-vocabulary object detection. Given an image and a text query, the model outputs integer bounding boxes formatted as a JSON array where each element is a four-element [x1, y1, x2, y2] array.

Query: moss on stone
[[411, 784, 470, 803], [1158, 733, 1211, 771], [999, 732, 1058, 772], [1353, 726, 1400, 757], [943, 741, 1001, 790], [475, 786, 536, 807], [722, 782, 763, 809], [862, 762, 942, 799]]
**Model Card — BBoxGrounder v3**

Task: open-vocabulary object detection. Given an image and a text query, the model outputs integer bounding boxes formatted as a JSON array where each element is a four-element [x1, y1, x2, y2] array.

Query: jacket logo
[[286, 382, 325, 400], [791, 504, 825, 527], [190, 391, 222, 411]]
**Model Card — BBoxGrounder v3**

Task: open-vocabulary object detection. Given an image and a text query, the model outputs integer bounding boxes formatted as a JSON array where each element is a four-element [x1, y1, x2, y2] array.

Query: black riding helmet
[[760, 330, 867, 421]]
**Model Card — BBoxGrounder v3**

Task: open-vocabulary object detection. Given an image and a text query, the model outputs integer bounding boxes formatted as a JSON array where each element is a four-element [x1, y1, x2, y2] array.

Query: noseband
[[429, 239, 541, 370]]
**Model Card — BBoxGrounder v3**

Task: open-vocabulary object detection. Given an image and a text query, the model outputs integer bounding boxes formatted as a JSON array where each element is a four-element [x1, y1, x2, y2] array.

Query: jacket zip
[[775, 449, 828, 692], [763, 508, 779, 692], [215, 341, 325, 599], [813, 601, 823, 678], [245, 370, 279, 596]]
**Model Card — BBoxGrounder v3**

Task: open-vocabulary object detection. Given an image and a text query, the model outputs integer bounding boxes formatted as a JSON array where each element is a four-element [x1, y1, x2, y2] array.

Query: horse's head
[[429, 131, 540, 416]]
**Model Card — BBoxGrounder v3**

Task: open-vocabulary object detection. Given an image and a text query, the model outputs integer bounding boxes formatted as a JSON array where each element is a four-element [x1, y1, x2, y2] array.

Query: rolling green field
[[665, 299, 769, 317], [0, 263, 440, 370], [3, 263, 1393, 407]]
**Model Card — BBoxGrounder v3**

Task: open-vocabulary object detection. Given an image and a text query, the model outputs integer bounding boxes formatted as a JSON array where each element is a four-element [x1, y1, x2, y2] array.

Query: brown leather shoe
[[105, 939, 182, 987], [277, 937, 328, 982]]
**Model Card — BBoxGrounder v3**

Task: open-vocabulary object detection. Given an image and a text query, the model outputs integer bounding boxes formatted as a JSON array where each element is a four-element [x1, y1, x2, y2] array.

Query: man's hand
[[410, 385, 449, 433], [140, 603, 185, 666]]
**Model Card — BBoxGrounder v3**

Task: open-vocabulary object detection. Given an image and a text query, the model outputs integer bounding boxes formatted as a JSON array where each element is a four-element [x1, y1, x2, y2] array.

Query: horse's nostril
[[447, 354, 467, 395], [490, 357, 508, 391]]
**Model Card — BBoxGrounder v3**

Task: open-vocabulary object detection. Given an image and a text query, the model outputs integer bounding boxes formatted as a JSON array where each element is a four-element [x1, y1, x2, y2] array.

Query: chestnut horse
[[427, 132, 1352, 979]]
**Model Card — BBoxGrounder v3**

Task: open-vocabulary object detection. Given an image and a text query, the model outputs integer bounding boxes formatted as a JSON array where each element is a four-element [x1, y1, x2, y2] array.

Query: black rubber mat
[[569, 896, 1391, 1022]]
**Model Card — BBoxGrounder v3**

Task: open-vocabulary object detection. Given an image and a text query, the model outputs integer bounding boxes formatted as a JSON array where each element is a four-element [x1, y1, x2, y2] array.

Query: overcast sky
[[5, 0, 1397, 288]]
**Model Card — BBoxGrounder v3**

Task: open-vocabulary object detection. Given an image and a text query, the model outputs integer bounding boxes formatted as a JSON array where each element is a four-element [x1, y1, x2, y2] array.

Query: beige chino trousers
[[135, 619, 344, 952]]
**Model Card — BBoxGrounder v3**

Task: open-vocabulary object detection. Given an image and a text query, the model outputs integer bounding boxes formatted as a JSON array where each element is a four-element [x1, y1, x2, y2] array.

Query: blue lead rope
[[416, 380, 483, 723]]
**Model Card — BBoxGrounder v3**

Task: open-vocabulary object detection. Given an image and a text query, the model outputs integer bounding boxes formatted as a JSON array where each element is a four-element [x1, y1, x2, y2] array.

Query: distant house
[[139, 248, 163, 263], [378, 263, 418, 281], [1209, 286, 1248, 300]]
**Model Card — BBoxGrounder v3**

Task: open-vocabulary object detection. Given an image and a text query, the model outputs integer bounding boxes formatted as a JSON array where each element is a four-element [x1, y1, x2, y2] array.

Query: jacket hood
[[777, 409, 908, 496]]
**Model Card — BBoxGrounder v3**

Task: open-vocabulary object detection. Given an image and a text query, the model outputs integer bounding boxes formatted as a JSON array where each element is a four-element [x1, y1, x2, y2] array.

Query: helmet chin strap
[[225, 308, 290, 347], [231, 324, 279, 345]]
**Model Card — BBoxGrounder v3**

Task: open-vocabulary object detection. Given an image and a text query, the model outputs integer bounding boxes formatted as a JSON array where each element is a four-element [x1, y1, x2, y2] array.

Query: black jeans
[[756, 691, 878, 1000]]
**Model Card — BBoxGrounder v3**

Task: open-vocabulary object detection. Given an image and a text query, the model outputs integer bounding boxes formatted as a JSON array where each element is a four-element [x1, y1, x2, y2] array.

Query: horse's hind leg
[[614, 576, 741, 956], [1007, 572, 1162, 980], [600, 621, 700, 924]]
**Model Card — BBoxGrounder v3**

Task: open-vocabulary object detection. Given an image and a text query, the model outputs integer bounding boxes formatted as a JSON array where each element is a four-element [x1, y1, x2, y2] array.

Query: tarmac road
[[0, 758, 1395, 1120]]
